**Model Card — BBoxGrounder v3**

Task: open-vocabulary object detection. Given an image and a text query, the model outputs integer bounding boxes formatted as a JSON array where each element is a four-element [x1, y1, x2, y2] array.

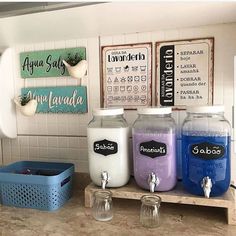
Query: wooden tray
[[84, 178, 236, 225]]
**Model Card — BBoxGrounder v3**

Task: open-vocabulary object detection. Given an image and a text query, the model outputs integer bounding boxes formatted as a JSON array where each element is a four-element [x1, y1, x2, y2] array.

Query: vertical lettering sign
[[20, 47, 86, 78], [156, 38, 214, 108], [102, 43, 152, 109], [21, 86, 87, 113], [160, 45, 175, 106]]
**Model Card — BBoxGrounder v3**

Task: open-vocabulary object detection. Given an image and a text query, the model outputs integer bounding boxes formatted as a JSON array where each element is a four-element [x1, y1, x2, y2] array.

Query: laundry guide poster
[[102, 43, 152, 109], [156, 38, 214, 108]]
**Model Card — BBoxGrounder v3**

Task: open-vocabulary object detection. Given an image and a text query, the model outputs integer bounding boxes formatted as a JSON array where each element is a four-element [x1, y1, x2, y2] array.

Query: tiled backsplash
[[2, 136, 88, 172], [1, 23, 236, 182]]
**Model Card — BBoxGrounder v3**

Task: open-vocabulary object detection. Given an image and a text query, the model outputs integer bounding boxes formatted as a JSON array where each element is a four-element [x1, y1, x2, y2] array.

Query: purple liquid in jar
[[132, 132, 177, 191]]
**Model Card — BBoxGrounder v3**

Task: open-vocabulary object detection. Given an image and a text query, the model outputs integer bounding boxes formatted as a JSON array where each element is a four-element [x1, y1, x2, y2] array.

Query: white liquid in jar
[[87, 127, 130, 187]]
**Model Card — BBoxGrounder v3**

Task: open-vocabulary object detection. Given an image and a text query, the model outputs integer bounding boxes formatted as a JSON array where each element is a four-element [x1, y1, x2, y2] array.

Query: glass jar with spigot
[[132, 107, 177, 192], [182, 105, 231, 197], [87, 108, 130, 189]]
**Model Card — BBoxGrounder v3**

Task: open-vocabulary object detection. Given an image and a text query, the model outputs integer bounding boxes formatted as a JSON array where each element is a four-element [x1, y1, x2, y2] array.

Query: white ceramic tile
[[47, 125, 59, 135], [112, 35, 125, 45], [67, 148, 79, 159], [29, 136, 38, 147], [75, 160, 89, 173], [78, 137, 87, 149], [124, 33, 138, 44], [48, 137, 58, 148], [58, 148, 70, 159], [47, 148, 59, 158], [29, 147, 39, 159], [76, 149, 88, 161], [20, 147, 29, 159], [11, 146, 20, 157], [68, 137, 79, 148], [2, 140, 10, 160], [38, 137, 48, 147], [39, 147, 48, 158], [19, 136, 29, 146], [58, 137, 69, 148]]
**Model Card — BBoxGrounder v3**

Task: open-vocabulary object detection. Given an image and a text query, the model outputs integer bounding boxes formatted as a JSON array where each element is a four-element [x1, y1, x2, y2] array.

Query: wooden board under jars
[[84, 177, 236, 225]]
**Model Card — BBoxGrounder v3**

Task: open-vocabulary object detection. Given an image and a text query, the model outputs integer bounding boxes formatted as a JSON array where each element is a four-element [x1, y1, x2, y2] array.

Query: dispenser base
[[84, 178, 236, 225]]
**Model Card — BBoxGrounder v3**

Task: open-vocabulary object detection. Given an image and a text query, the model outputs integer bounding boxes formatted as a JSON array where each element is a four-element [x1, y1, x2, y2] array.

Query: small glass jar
[[182, 105, 231, 197], [140, 195, 161, 228], [87, 108, 130, 188], [132, 107, 177, 192], [92, 190, 113, 221]]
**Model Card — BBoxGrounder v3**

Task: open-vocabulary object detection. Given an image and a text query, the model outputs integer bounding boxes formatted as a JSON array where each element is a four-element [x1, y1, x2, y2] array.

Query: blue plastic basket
[[0, 161, 74, 211]]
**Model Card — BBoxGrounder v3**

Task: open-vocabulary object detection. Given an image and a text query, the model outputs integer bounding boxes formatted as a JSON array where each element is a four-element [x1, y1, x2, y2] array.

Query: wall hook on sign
[[63, 59, 88, 82], [14, 94, 37, 117]]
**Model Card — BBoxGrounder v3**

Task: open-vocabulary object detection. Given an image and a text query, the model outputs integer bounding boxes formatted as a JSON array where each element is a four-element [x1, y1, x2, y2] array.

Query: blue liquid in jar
[[182, 133, 230, 197]]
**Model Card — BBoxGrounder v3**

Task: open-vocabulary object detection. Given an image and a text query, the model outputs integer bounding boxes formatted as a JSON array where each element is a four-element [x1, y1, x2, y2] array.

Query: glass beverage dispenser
[[132, 107, 177, 192], [182, 106, 231, 198], [87, 108, 130, 189]]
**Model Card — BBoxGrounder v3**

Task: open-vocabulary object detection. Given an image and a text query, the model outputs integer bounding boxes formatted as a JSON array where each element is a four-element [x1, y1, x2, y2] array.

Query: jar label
[[139, 140, 167, 158], [190, 142, 225, 159], [93, 139, 118, 156]]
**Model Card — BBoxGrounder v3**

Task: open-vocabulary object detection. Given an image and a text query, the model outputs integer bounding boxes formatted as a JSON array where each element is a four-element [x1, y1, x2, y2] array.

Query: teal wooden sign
[[21, 86, 87, 113], [20, 47, 86, 78]]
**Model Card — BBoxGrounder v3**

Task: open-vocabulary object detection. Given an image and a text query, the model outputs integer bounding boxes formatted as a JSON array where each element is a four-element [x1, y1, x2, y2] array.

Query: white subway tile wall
[[0, 23, 235, 182]]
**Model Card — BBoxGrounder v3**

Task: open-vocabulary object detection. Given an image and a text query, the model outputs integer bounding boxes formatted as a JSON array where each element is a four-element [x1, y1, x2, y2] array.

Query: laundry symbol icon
[[133, 85, 139, 91], [134, 95, 139, 102], [127, 76, 133, 82], [114, 77, 119, 83], [141, 85, 147, 91], [115, 67, 121, 73], [120, 77, 126, 82], [113, 96, 120, 101], [107, 67, 113, 74], [121, 96, 126, 101], [124, 65, 129, 72], [140, 66, 147, 72], [107, 77, 112, 83], [120, 86, 125, 92], [141, 75, 147, 81], [107, 86, 112, 92], [114, 86, 119, 92], [140, 95, 147, 103], [127, 86, 132, 92], [134, 76, 140, 82], [132, 66, 138, 72], [127, 96, 133, 102]]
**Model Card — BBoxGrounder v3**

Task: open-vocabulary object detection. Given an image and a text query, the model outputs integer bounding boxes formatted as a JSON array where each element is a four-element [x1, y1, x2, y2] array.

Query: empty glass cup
[[140, 195, 161, 228], [92, 190, 113, 221]]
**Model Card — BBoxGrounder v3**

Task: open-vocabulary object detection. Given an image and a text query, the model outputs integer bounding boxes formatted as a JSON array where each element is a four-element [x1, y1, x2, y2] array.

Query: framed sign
[[20, 47, 86, 78], [101, 43, 152, 109], [21, 86, 87, 113], [156, 38, 214, 108]]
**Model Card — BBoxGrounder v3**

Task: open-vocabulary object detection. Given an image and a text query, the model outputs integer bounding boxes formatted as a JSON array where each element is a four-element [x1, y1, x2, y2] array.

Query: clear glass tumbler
[[92, 190, 113, 221], [140, 195, 161, 228]]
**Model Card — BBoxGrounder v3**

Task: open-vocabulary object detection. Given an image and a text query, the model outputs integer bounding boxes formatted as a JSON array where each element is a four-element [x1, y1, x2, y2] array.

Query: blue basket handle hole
[[61, 176, 71, 187]]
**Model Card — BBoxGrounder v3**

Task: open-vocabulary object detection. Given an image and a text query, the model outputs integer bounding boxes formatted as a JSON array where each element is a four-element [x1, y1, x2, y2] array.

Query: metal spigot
[[201, 176, 212, 198], [148, 172, 160, 193], [101, 171, 109, 189]]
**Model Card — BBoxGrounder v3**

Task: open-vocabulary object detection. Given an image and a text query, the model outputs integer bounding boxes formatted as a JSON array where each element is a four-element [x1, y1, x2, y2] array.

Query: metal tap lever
[[201, 176, 212, 198], [148, 172, 160, 193], [101, 171, 109, 189]]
